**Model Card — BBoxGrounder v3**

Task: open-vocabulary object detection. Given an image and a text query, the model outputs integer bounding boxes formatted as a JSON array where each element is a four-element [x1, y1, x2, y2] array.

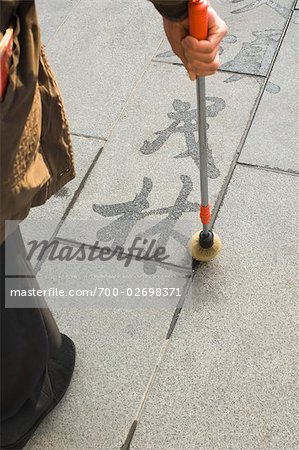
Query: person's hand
[[163, 6, 227, 80]]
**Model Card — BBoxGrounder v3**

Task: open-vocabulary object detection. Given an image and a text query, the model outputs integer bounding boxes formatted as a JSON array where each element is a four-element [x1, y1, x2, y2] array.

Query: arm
[[150, 1, 227, 79]]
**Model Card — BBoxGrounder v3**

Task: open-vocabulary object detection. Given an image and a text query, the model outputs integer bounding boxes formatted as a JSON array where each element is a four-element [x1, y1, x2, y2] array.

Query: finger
[[174, 50, 195, 79], [188, 68, 218, 78], [183, 8, 228, 53], [187, 53, 220, 75], [206, 7, 228, 47], [203, 70, 219, 77], [184, 47, 218, 64], [188, 70, 196, 81], [177, 50, 189, 68], [207, 26, 227, 50], [170, 44, 188, 67], [182, 36, 214, 54]]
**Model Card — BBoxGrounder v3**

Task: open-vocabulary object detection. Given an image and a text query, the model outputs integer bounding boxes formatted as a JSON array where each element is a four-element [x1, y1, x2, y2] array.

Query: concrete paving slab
[[25, 308, 176, 449], [56, 63, 260, 267], [239, 12, 299, 172], [36, 0, 80, 46], [154, 0, 293, 76], [45, 0, 163, 138], [131, 166, 299, 450]]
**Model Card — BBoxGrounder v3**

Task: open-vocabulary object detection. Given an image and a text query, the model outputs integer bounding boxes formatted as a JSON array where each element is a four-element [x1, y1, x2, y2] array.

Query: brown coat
[[0, 1, 75, 244]]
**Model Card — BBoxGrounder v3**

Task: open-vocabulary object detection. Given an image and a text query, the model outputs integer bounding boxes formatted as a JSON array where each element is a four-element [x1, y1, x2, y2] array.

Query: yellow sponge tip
[[188, 231, 222, 262]]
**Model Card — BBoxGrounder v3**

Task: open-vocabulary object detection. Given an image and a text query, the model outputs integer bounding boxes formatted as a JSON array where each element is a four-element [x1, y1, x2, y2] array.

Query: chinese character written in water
[[221, 29, 281, 76], [93, 175, 198, 273], [140, 98, 225, 179], [231, 0, 290, 19]]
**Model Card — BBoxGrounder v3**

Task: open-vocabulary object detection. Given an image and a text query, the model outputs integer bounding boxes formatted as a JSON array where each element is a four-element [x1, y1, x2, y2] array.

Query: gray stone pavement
[[24, 0, 298, 448], [239, 12, 299, 172], [131, 166, 298, 450]]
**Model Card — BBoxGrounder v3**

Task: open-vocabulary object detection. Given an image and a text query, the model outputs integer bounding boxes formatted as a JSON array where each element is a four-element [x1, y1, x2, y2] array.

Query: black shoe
[[1, 334, 76, 449]]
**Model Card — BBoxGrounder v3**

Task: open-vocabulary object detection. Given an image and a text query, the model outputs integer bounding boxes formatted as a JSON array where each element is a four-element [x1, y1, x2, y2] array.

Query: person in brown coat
[[0, 1, 226, 447]]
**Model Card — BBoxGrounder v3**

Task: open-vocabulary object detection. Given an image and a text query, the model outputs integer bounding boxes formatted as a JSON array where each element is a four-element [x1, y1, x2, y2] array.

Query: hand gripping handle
[[188, 0, 209, 41]]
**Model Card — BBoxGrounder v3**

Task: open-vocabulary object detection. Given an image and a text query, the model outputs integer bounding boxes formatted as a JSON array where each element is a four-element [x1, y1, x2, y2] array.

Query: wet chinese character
[[93, 175, 198, 274], [140, 98, 224, 179], [137, 174, 198, 274], [221, 29, 281, 76], [224, 73, 280, 94], [231, 0, 290, 19], [93, 177, 153, 247]]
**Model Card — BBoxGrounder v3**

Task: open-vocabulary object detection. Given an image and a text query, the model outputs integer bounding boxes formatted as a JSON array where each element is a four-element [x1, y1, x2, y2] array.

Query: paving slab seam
[[166, 275, 193, 340], [152, 59, 184, 68], [207, 98, 261, 231], [163, 261, 210, 337], [152, 58, 268, 80], [34, 145, 104, 273], [70, 131, 108, 141], [120, 339, 171, 450], [218, 70, 266, 80], [43, 0, 83, 47], [120, 276, 192, 449], [237, 161, 299, 177]]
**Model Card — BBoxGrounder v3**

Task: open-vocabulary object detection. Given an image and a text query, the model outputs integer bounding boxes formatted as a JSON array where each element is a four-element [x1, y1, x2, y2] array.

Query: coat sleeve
[[149, 1, 188, 21]]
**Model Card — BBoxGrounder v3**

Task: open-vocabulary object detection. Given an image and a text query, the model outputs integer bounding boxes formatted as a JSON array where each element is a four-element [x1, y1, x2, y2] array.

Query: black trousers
[[0, 226, 61, 446]]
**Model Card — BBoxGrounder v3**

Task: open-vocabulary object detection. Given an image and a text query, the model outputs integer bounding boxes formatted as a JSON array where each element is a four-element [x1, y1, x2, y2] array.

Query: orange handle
[[200, 204, 211, 225], [188, 0, 209, 41]]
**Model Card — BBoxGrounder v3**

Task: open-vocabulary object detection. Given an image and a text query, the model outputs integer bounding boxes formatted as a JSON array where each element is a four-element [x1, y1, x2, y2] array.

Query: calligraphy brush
[[187, 0, 222, 261]]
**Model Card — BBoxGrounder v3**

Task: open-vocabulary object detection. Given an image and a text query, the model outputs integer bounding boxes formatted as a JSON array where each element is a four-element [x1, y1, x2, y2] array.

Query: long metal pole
[[196, 76, 209, 234]]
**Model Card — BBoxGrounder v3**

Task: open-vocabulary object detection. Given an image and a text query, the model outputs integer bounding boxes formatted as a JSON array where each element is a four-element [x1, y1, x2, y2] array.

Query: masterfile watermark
[[10, 286, 182, 298], [4, 219, 193, 309], [26, 237, 170, 267]]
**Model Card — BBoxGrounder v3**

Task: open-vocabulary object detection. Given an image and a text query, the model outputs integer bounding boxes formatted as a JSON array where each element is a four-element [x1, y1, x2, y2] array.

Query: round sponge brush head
[[188, 231, 222, 262]]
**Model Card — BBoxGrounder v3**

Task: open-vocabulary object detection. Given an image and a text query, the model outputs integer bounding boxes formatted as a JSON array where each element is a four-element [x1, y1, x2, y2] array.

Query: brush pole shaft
[[189, 0, 210, 232], [196, 77, 209, 234]]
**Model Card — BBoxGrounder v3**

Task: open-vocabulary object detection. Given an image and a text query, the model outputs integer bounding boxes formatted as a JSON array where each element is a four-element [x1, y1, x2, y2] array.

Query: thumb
[[188, 70, 196, 81]]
